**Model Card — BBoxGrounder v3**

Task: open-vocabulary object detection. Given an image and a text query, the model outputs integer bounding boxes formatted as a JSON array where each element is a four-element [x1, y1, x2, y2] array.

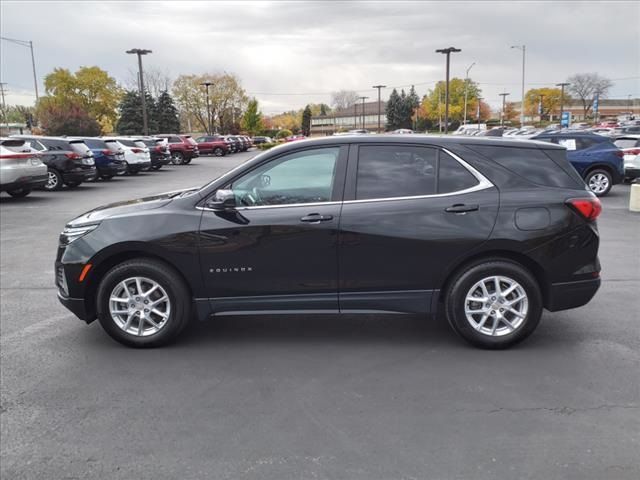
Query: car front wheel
[[586, 169, 612, 197], [213, 147, 224, 156], [96, 259, 191, 348], [171, 152, 184, 165], [445, 259, 542, 349], [44, 169, 63, 191]]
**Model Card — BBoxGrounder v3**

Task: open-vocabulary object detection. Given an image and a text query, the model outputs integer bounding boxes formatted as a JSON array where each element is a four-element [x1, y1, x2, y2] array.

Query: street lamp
[[372, 85, 386, 133], [200, 81, 213, 134], [556, 82, 570, 124], [463, 62, 476, 125], [510, 45, 526, 126], [1, 36, 39, 101], [538, 94, 545, 126], [499, 92, 510, 127], [126, 48, 152, 135], [435, 47, 461, 134], [358, 96, 368, 129], [476, 96, 482, 131]]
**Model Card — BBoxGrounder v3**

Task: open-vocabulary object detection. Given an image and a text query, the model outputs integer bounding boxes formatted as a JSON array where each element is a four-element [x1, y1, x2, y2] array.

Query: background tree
[[154, 90, 180, 133], [1, 105, 35, 125], [420, 78, 481, 126], [172, 72, 247, 133], [116, 90, 158, 134], [301, 105, 312, 136], [524, 87, 563, 119], [126, 66, 173, 99], [385, 88, 401, 130], [241, 98, 264, 135], [275, 129, 293, 139], [36, 97, 101, 136], [265, 111, 301, 133], [567, 73, 613, 119], [330, 90, 359, 110], [43, 66, 122, 132]]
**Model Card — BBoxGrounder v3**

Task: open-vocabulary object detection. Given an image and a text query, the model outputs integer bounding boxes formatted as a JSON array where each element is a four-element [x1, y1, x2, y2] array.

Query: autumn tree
[[36, 97, 101, 136], [172, 72, 247, 133], [420, 78, 481, 126], [241, 98, 263, 135], [126, 66, 173, 99], [266, 111, 301, 133], [43, 66, 122, 133], [331, 90, 359, 110], [567, 73, 613, 119], [524, 87, 564, 119]]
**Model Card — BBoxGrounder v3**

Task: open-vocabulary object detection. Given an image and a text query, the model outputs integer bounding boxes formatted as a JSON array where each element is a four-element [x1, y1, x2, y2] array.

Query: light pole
[[353, 102, 358, 129], [463, 62, 475, 125], [556, 82, 570, 123], [0, 37, 39, 101], [200, 82, 213, 134], [510, 45, 526, 126], [435, 47, 461, 134], [358, 96, 368, 130], [499, 92, 510, 127], [538, 94, 545, 126], [126, 48, 152, 135], [476, 96, 482, 131], [372, 85, 386, 133]]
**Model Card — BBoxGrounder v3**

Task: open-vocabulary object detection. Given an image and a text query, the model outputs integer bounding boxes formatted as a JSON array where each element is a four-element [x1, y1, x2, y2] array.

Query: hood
[[67, 187, 200, 226]]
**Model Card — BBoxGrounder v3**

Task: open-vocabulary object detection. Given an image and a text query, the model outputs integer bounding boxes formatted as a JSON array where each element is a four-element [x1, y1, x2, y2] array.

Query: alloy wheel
[[46, 171, 58, 190], [588, 173, 609, 194], [464, 275, 528, 337], [109, 277, 171, 336]]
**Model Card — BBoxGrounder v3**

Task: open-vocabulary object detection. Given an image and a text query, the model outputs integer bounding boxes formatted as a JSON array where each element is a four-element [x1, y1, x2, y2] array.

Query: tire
[[7, 188, 31, 198], [101, 175, 114, 181], [96, 258, 192, 348], [444, 259, 543, 349], [151, 164, 162, 171], [585, 169, 612, 197], [213, 147, 224, 157], [44, 169, 63, 191], [183, 157, 192, 164], [171, 152, 184, 165]]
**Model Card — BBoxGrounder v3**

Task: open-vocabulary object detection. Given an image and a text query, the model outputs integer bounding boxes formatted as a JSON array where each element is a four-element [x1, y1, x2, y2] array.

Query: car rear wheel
[[445, 259, 542, 349], [96, 259, 191, 348], [171, 152, 184, 165], [44, 169, 63, 191], [183, 157, 192, 164], [7, 188, 31, 198], [585, 169, 612, 197], [213, 147, 224, 157]]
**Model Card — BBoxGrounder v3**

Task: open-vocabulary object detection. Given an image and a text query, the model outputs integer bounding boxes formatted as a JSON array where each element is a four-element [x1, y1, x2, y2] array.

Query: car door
[[338, 143, 499, 314], [198, 145, 348, 314]]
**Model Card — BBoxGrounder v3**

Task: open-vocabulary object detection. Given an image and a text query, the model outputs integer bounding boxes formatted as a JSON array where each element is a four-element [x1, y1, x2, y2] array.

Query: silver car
[[0, 138, 48, 197]]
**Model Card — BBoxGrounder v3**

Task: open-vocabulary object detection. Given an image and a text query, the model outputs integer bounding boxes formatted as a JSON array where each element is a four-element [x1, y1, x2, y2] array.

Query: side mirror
[[206, 189, 236, 211]]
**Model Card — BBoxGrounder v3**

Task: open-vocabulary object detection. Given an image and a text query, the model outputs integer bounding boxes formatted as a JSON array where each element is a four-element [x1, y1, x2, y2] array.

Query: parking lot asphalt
[[1, 152, 639, 480]]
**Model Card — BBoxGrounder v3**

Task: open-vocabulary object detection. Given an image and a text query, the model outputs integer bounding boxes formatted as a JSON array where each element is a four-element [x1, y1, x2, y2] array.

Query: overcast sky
[[1, 0, 638, 113]]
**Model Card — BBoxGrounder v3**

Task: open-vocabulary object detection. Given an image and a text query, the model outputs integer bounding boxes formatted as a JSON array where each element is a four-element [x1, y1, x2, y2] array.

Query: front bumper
[[546, 277, 601, 312], [57, 292, 93, 322]]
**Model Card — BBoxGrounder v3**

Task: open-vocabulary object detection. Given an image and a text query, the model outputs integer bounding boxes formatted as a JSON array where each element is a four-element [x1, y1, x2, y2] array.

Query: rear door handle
[[300, 213, 333, 223], [445, 204, 479, 214]]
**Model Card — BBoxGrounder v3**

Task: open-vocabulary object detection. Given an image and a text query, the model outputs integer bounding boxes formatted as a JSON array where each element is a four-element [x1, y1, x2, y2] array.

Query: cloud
[[1, 0, 638, 111]]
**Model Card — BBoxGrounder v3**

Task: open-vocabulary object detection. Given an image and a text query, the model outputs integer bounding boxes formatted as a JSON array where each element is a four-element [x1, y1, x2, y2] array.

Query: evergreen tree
[[385, 88, 401, 130], [116, 90, 159, 135], [320, 104, 328, 116], [154, 90, 180, 133], [301, 104, 312, 136]]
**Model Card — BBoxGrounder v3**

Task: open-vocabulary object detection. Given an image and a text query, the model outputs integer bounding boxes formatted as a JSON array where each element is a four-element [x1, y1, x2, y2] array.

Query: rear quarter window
[[614, 138, 640, 149], [467, 144, 583, 189]]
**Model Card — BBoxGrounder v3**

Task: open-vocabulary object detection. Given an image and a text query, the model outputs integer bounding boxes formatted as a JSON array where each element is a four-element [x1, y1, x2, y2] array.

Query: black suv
[[16, 136, 97, 190], [56, 136, 601, 349]]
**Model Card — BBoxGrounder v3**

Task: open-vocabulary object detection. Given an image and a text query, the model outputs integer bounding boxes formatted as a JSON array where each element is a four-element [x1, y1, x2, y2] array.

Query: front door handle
[[445, 204, 479, 214], [300, 213, 334, 223]]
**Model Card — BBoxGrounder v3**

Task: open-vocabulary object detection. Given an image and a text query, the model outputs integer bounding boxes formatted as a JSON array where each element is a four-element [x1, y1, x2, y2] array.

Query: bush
[[257, 142, 277, 150], [275, 129, 292, 139]]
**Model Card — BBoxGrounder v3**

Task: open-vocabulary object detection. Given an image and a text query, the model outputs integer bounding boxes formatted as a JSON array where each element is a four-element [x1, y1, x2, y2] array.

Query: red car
[[156, 134, 200, 165], [194, 135, 229, 156], [599, 120, 618, 128]]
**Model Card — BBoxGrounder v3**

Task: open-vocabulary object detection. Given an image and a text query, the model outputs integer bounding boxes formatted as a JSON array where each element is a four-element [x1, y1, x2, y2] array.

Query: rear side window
[[69, 141, 91, 156], [614, 138, 640, 149], [438, 151, 479, 193], [468, 145, 583, 189], [41, 139, 72, 151], [117, 139, 136, 147], [184, 136, 197, 145], [82, 138, 106, 149]]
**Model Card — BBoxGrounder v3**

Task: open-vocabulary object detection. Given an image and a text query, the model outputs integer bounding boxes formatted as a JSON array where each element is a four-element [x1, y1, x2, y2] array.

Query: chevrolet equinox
[[56, 136, 601, 349]]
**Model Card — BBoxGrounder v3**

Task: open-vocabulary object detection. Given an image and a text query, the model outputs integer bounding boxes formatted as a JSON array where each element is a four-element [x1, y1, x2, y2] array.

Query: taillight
[[566, 197, 602, 221], [626, 148, 640, 155], [131, 148, 143, 153], [614, 150, 624, 157], [155, 146, 162, 152], [65, 152, 81, 160], [102, 149, 113, 156]]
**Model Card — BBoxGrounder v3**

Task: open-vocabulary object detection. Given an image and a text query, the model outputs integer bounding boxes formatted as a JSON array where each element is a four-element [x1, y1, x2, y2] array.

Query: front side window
[[229, 147, 339, 207]]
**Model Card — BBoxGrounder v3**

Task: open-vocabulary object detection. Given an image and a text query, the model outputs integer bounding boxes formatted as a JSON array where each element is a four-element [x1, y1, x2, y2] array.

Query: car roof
[[533, 132, 608, 140]]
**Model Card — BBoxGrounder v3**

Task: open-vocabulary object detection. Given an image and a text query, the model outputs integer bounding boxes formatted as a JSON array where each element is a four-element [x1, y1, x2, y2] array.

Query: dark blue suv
[[532, 132, 624, 196], [75, 137, 127, 180]]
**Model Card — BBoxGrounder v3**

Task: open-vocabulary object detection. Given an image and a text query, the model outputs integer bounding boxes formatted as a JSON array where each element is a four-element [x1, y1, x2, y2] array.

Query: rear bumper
[[127, 161, 152, 172], [150, 154, 171, 166], [546, 277, 601, 312], [62, 168, 96, 184], [624, 167, 640, 179], [1, 173, 48, 191], [97, 162, 127, 175]]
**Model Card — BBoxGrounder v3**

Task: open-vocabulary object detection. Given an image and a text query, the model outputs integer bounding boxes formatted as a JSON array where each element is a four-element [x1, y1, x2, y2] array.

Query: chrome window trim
[[197, 147, 493, 211]]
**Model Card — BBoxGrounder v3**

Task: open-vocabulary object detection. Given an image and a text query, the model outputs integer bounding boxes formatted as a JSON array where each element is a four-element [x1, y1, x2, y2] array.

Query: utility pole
[[476, 96, 482, 131], [0, 37, 39, 101], [556, 82, 570, 123], [435, 47, 461, 134], [0, 82, 8, 127], [200, 82, 213, 134], [358, 96, 368, 130], [538, 94, 545, 126], [511, 45, 526, 126], [372, 85, 386, 133], [126, 48, 152, 135], [463, 62, 475, 125], [438, 87, 443, 133], [499, 92, 510, 127], [353, 103, 357, 129]]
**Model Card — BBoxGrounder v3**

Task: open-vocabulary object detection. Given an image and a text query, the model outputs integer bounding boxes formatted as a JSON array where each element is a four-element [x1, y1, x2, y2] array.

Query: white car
[[613, 135, 640, 181], [0, 138, 48, 197], [102, 137, 151, 174]]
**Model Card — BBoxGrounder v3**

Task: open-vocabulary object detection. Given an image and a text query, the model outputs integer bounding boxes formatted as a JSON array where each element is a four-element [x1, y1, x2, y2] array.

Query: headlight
[[60, 224, 99, 245]]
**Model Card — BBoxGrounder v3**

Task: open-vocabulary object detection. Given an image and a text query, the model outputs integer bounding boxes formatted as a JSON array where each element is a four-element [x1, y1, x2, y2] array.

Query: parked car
[[156, 134, 200, 164], [223, 135, 241, 153], [229, 135, 247, 152], [598, 120, 618, 128], [73, 137, 127, 180], [612, 125, 640, 136], [613, 135, 640, 181], [589, 127, 615, 136], [13, 135, 97, 190], [241, 136, 254, 149], [56, 136, 601, 349], [0, 138, 48, 197], [531, 132, 624, 196], [134, 138, 171, 170], [252, 136, 272, 145], [194, 135, 229, 156], [102, 137, 151, 174]]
